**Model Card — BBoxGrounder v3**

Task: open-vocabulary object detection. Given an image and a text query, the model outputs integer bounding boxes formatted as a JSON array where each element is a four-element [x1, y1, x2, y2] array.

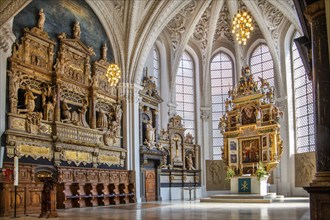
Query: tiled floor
[[0, 198, 310, 220]]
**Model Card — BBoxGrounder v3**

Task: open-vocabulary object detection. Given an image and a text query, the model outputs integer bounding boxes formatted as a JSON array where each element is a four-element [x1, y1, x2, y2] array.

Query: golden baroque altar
[[219, 66, 283, 175]]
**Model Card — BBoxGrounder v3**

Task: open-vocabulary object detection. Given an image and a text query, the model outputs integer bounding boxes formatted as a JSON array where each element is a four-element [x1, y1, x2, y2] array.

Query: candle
[[14, 156, 19, 186]]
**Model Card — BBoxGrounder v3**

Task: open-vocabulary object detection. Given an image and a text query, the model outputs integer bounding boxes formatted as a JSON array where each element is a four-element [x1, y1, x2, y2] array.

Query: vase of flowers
[[256, 161, 268, 181]]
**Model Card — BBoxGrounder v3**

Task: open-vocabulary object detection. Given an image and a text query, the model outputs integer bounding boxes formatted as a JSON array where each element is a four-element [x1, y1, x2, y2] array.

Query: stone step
[[200, 193, 282, 203], [210, 194, 266, 200], [200, 197, 273, 203]]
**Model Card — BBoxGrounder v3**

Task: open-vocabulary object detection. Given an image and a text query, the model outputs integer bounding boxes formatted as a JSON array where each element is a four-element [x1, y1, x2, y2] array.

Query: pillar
[[0, 19, 16, 147], [122, 83, 142, 203], [200, 107, 211, 197], [304, 1, 330, 219]]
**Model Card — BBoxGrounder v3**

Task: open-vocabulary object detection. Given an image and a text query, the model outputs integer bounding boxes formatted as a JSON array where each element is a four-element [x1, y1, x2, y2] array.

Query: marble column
[[304, 1, 330, 219], [0, 19, 16, 148], [200, 107, 211, 197]]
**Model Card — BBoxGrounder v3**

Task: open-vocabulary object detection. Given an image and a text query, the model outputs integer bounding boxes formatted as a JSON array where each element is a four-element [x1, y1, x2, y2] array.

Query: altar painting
[[240, 138, 260, 163]]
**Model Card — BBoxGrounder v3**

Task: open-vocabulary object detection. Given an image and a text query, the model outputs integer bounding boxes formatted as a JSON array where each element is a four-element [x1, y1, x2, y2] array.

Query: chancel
[[0, 0, 329, 220]]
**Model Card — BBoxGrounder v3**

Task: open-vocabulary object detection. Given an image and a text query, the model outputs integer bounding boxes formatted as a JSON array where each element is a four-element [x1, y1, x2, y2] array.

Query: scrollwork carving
[[166, 0, 196, 51], [256, 0, 284, 47], [213, 3, 234, 43], [193, 4, 210, 60]]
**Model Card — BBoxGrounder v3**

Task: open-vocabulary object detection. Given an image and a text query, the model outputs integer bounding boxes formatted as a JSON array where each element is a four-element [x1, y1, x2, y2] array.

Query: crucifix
[[173, 136, 180, 157]]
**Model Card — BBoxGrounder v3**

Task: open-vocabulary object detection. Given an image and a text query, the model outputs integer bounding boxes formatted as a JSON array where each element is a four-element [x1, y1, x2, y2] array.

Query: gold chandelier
[[106, 63, 121, 86], [232, 10, 254, 45]]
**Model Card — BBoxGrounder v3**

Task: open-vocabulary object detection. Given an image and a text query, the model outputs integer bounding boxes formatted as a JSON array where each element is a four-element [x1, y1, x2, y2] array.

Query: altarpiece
[[0, 9, 134, 217], [219, 66, 283, 192]]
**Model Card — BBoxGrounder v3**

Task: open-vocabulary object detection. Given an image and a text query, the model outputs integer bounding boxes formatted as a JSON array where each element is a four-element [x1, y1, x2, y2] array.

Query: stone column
[[0, 19, 16, 146], [304, 1, 330, 219], [122, 83, 142, 203], [200, 107, 211, 197]]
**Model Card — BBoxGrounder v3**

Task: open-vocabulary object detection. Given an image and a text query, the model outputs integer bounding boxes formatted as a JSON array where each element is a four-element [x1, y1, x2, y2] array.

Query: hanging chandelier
[[106, 63, 121, 86], [232, 10, 254, 45]]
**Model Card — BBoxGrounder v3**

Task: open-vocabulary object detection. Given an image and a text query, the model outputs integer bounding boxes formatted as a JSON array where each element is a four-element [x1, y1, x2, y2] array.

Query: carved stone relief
[[206, 160, 229, 191], [111, 0, 124, 18], [166, 0, 196, 51], [256, 0, 284, 48], [295, 152, 316, 187], [193, 3, 211, 60], [213, 3, 234, 43]]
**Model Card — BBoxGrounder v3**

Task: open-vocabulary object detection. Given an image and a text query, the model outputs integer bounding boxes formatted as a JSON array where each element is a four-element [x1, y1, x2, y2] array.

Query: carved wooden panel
[[145, 170, 156, 202]]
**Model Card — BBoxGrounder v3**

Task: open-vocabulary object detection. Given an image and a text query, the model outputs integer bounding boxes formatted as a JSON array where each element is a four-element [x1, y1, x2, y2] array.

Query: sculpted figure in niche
[[61, 100, 71, 123], [78, 99, 89, 127], [146, 120, 155, 144], [18, 85, 37, 114], [38, 8, 45, 31], [115, 104, 123, 123], [97, 109, 108, 129], [185, 132, 194, 144], [73, 21, 81, 39], [186, 153, 196, 170], [45, 102, 54, 122]]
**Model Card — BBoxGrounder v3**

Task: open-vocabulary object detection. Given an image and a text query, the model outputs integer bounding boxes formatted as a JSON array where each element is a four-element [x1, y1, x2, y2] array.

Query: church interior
[[0, 0, 329, 219]]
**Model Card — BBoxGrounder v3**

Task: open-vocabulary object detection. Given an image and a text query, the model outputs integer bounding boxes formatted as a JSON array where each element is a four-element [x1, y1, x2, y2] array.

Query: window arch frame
[[248, 43, 275, 88], [210, 50, 235, 160], [290, 31, 315, 153], [175, 50, 196, 137], [153, 45, 160, 90]]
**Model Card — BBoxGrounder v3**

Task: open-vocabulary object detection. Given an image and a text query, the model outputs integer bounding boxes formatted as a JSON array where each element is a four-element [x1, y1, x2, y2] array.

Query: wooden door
[[145, 170, 156, 201]]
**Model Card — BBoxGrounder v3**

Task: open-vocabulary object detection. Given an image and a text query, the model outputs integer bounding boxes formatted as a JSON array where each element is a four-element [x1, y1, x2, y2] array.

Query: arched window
[[153, 46, 160, 90], [250, 44, 274, 87], [210, 52, 234, 160], [292, 32, 315, 153], [176, 51, 195, 137]]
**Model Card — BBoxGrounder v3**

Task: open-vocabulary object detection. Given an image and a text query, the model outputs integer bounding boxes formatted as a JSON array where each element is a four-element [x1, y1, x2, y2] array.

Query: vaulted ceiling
[[86, 0, 299, 86]]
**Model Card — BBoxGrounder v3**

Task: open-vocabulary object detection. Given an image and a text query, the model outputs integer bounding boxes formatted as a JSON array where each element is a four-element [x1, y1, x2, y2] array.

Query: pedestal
[[230, 176, 268, 196]]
